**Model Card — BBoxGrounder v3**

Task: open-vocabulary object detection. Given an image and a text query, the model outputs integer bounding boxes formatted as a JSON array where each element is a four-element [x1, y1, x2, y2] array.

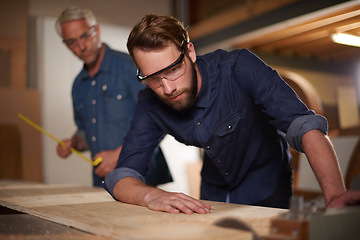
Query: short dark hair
[[127, 14, 190, 58]]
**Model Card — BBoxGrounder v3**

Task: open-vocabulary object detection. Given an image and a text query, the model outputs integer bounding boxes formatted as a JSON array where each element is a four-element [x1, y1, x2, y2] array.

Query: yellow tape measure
[[17, 113, 103, 167]]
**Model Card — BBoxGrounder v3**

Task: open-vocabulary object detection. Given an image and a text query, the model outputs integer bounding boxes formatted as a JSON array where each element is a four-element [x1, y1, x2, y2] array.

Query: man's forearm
[[113, 177, 160, 207], [301, 129, 346, 205]]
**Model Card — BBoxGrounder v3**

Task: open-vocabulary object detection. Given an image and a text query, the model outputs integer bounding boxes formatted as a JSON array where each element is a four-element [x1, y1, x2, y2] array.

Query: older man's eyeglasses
[[63, 26, 96, 48], [136, 45, 186, 89]]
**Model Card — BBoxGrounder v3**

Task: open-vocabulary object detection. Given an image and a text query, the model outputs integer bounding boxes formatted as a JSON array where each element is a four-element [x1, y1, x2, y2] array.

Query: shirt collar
[[78, 43, 111, 80], [192, 58, 211, 109]]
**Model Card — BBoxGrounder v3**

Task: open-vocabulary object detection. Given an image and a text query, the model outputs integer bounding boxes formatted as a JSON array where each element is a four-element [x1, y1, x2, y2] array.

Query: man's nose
[[161, 77, 176, 95], [76, 39, 86, 50]]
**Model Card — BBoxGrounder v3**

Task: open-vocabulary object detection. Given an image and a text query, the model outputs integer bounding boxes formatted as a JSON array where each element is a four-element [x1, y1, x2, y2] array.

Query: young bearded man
[[104, 14, 360, 214]]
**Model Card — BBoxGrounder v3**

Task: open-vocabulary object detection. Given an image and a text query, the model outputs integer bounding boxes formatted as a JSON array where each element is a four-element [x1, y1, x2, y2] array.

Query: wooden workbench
[[0, 179, 287, 240]]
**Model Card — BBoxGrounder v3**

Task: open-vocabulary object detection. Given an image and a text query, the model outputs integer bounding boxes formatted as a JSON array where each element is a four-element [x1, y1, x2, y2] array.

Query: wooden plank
[[238, 10, 360, 49], [0, 38, 27, 89], [188, 0, 299, 41], [0, 206, 112, 240], [0, 180, 287, 240], [0, 87, 42, 182]]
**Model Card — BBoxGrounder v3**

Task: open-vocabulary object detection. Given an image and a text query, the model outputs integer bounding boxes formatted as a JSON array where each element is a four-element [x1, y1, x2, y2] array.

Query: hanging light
[[331, 33, 360, 48]]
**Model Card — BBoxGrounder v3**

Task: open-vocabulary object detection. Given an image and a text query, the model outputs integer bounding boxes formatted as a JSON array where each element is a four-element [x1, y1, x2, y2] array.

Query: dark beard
[[156, 59, 198, 111]]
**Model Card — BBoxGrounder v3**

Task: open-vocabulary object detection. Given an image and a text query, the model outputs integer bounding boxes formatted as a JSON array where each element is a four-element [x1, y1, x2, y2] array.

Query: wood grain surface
[[0, 180, 287, 240]]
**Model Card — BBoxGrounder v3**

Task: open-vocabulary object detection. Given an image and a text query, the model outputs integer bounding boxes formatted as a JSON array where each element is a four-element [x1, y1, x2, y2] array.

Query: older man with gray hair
[[55, 6, 172, 187]]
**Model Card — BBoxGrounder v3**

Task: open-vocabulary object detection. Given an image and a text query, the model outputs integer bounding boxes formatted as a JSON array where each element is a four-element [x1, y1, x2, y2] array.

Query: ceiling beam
[[240, 9, 360, 49], [252, 14, 360, 52], [188, 0, 299, 41], [192, 0, 352, 54]]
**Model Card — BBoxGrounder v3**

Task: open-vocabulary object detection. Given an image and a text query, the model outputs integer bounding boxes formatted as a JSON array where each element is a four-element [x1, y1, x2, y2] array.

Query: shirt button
[[117, 94, 122, 100], [206, 146, 210, 150], [92, 118, 96, 124], [225, 172, 229, 176], [217, 160, 221, 164], [92, 99, 96, 105], [91, 136, 96, 142], [228, 125, 232, 129], [91, 80, 96, 86], [197, 122, 202, 126]]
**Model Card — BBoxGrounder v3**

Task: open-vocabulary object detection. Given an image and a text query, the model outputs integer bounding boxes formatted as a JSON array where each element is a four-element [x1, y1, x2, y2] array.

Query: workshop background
[[1, 0, 360, 203]]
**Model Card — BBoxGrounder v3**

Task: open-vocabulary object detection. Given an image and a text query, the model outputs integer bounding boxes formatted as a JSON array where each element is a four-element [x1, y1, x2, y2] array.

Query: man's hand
[[56, 139, 72, 158], [71, 134, 88, 151], [94, 146, 122, 178], [327, 190, 360, 208], [56, 135, 88, 159], [145, 190, 211, 214], [113, 177, 211, 214]]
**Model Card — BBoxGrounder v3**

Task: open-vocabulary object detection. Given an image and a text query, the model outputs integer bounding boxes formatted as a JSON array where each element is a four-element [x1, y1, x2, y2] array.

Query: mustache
[[164, 91, 182, 98]]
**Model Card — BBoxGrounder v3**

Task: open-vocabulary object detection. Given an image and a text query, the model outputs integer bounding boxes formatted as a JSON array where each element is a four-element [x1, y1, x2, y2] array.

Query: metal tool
[[265, 196, 360, 240], [214, 217, 262, 240]]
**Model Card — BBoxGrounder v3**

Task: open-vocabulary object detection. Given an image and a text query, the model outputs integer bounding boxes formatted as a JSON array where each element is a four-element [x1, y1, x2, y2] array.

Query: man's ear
[[187, 42, 196, 63], [94, 24, 102, 47], [93, 24, 101, 39]]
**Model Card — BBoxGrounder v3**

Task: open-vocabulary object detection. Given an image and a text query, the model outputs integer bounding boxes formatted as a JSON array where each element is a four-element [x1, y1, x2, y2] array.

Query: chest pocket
[[214, 112, 244, 144], [103, 90, 135, 124]]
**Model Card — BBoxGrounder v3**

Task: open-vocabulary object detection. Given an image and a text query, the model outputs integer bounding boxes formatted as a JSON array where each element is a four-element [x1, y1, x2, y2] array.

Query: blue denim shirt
[[72, 44, 142, 159], [104, 49, 327, 205]]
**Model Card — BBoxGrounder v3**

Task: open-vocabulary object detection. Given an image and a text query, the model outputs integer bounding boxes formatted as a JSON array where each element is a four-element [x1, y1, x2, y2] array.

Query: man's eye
[[80, 32, 91, 40], [147, 76, 161, 82], [65, 39, 76, 45], [168, 65, 180, 73]]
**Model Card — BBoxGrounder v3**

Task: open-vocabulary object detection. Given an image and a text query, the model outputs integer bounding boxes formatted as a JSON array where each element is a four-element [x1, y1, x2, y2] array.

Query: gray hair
[[55, 6, 97, 37]]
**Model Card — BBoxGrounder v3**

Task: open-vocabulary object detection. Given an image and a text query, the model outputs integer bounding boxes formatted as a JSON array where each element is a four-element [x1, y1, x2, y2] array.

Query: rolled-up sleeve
[[103, 167, 145, 198], [285, 114, 328, 152]]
